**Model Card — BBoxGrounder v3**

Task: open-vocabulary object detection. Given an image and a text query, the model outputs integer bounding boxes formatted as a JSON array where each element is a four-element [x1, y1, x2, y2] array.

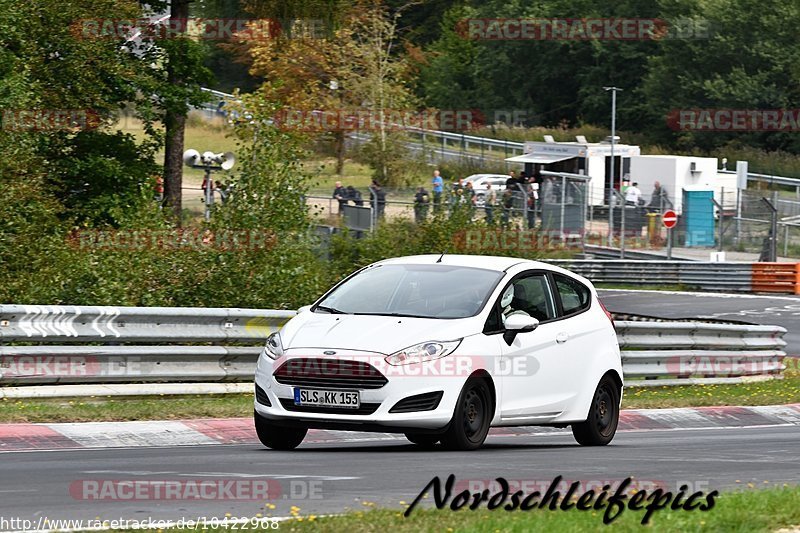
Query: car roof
[[465, 174, 508, 181], [375, 254, 558, 273]]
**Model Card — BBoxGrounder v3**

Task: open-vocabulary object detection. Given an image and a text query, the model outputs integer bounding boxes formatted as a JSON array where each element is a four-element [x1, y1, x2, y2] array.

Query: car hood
[[280, 311, 476, 355]]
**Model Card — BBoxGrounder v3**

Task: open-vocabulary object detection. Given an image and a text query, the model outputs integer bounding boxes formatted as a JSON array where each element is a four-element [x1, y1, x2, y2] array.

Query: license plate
[[293, 388, 360, 409]]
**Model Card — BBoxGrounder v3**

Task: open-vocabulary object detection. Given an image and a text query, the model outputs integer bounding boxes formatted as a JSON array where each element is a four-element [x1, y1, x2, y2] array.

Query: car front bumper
[[254, 349, 468, 432]]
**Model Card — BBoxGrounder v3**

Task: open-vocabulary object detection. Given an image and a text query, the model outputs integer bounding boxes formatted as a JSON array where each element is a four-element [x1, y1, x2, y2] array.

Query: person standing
[[369, 180, 386, 219], [153, 175, 164, 206], [347, 185, 363, 206], [464, 181, 476, 219], [506, 170, 518, 188], [414, 186, 430, 223], [201, 175, 215, 197], [484, 182, 497, 225], [431, 170, 444, 213], [648, 181, 669, 211], [526, 175, 538, 229], [333, 181, 348, 216], [625, 181, 642, 206], [450, 177, 465, 208]]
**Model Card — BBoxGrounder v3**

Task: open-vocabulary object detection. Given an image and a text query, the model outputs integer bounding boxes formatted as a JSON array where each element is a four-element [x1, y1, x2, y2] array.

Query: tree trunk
[[163, 0, 191, 225], [334, 129, 345, 175]]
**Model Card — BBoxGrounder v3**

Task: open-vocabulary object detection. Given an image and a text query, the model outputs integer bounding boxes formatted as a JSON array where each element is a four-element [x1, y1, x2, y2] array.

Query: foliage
[[417, 0, 800, 155], [216, 94, 312, 233], [244, 0, 417, 185]]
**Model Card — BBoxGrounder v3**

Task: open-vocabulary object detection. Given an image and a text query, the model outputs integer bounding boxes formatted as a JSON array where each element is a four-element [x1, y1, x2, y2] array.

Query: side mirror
[[298, 305, 312, 314], [503, 314, 539, 345]]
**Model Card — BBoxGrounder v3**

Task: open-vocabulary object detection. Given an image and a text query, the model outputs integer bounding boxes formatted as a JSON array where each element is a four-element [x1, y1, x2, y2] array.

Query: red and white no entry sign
[[662, 209, 678, 229]]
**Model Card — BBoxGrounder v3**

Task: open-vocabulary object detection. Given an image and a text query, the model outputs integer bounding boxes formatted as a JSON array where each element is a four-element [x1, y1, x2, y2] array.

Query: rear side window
[[554, 274, 591, 316]]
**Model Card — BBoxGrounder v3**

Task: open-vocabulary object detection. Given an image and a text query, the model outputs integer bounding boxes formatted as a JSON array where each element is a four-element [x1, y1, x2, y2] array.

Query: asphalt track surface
[[1, 426, 797, 524], [599, 289, 800, 354]]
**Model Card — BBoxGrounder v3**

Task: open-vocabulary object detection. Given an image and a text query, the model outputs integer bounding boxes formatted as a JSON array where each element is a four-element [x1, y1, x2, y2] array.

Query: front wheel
[[572, 375, 619, 446], [254, 411, 307, 450], [441, 377, 493, 451]]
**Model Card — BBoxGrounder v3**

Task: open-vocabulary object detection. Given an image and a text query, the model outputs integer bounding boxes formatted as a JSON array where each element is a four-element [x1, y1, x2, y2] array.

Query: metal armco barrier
[[0, 306, 787, 395], [752, 263, 800, 294], [551, 260, 800, 294], [0, 305, 295, 342], [616, 321, 787, 386], [549, 260, 754, 291]]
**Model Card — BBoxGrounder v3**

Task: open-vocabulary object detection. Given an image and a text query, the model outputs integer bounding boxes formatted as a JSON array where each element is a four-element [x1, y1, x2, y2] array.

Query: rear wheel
[[572, 375, 619, 446], [254, 411, 307, 450], [405, 434, 439, 448], [441, 378, 493, 451]]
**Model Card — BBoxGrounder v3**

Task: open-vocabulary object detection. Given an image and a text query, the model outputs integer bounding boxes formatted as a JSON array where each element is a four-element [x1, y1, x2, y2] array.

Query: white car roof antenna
[[436, 252, 445, 263]]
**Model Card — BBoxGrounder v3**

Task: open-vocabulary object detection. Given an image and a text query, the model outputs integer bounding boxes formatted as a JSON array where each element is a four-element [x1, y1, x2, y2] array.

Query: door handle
[[556, 332, 569, 344]]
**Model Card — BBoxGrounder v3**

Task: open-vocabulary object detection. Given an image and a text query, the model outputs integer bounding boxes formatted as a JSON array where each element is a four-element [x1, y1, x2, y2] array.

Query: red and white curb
[[1, 404, 798, 452]]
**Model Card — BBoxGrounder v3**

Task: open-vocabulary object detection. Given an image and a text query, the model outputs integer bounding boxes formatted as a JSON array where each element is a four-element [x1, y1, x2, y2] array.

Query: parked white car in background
[[463, 174, 509, 206], [254, 254, 622, 451]]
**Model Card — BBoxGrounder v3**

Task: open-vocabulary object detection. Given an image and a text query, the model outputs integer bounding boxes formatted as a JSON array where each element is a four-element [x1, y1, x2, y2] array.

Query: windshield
[[314, 264, 504, 319]]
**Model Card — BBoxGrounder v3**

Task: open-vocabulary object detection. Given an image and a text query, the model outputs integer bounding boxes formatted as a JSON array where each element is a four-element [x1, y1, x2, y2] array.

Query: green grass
[[305, 158, 375, 194], [110, 486, 800, 532], [0, 394, 251, 423], [623, 375, 800, 409], [1, 362, 797, 423]]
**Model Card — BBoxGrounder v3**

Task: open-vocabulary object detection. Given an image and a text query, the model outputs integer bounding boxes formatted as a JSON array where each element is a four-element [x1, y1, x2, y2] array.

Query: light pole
[[603, 86, 623, 248], [183, 149, 236, 221]]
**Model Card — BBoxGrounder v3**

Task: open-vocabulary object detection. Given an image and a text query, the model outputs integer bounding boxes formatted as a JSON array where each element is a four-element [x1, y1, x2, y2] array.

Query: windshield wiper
[[353, 312, 430, 319], [314, 305, 347, 314]]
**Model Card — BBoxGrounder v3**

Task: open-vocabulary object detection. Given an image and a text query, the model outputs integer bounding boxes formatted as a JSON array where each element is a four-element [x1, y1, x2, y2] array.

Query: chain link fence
[[307, 173, 590, 240], [307, 177, 800, 260]]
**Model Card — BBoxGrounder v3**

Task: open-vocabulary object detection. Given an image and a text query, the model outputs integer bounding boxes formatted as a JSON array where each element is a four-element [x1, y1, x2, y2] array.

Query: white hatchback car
[[254, 254, 622, 451]]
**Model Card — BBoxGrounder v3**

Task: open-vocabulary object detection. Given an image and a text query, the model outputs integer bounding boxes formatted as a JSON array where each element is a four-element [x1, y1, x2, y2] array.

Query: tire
[[405, 433, 440, 448], [475, 193, 486, 207], [441, 378, 493, 451], [572, 375, 619, 446], [254, 411, 307, 450]]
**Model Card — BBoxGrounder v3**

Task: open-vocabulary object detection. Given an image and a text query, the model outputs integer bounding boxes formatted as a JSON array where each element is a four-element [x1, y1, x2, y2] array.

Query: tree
[[244, 1, 417, 183], [642, 0, 800, 152]]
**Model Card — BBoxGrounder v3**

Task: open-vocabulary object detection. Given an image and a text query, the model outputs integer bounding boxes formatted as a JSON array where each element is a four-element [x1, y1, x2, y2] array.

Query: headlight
[[263, 332, 284, 360], [385, 339, 462, 366]]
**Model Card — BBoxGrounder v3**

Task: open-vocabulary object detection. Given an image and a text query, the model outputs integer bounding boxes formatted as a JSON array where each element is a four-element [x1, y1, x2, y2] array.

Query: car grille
[[278, 398, 380, 415], [389, 391, 444, 413], [255, 384, 271, 406], [273, 358, 388, 390]]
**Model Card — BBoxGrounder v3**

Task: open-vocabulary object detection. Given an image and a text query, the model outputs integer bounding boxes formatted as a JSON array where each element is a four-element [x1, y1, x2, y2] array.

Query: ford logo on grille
[[323, 350, 336, 355]]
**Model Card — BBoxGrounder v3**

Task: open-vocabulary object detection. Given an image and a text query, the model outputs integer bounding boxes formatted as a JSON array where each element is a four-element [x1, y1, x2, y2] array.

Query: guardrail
[[0, 306, 787, 396], [549, 260, 754, 291], [617, 320, 786, 386], [550, 259, 800, 294], [752, 263, 800, 294]]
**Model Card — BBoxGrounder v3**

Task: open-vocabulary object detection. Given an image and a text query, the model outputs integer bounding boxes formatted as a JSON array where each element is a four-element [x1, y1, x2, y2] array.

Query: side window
[[484, 273, 559, 334], [554, 274, 591, 316]]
